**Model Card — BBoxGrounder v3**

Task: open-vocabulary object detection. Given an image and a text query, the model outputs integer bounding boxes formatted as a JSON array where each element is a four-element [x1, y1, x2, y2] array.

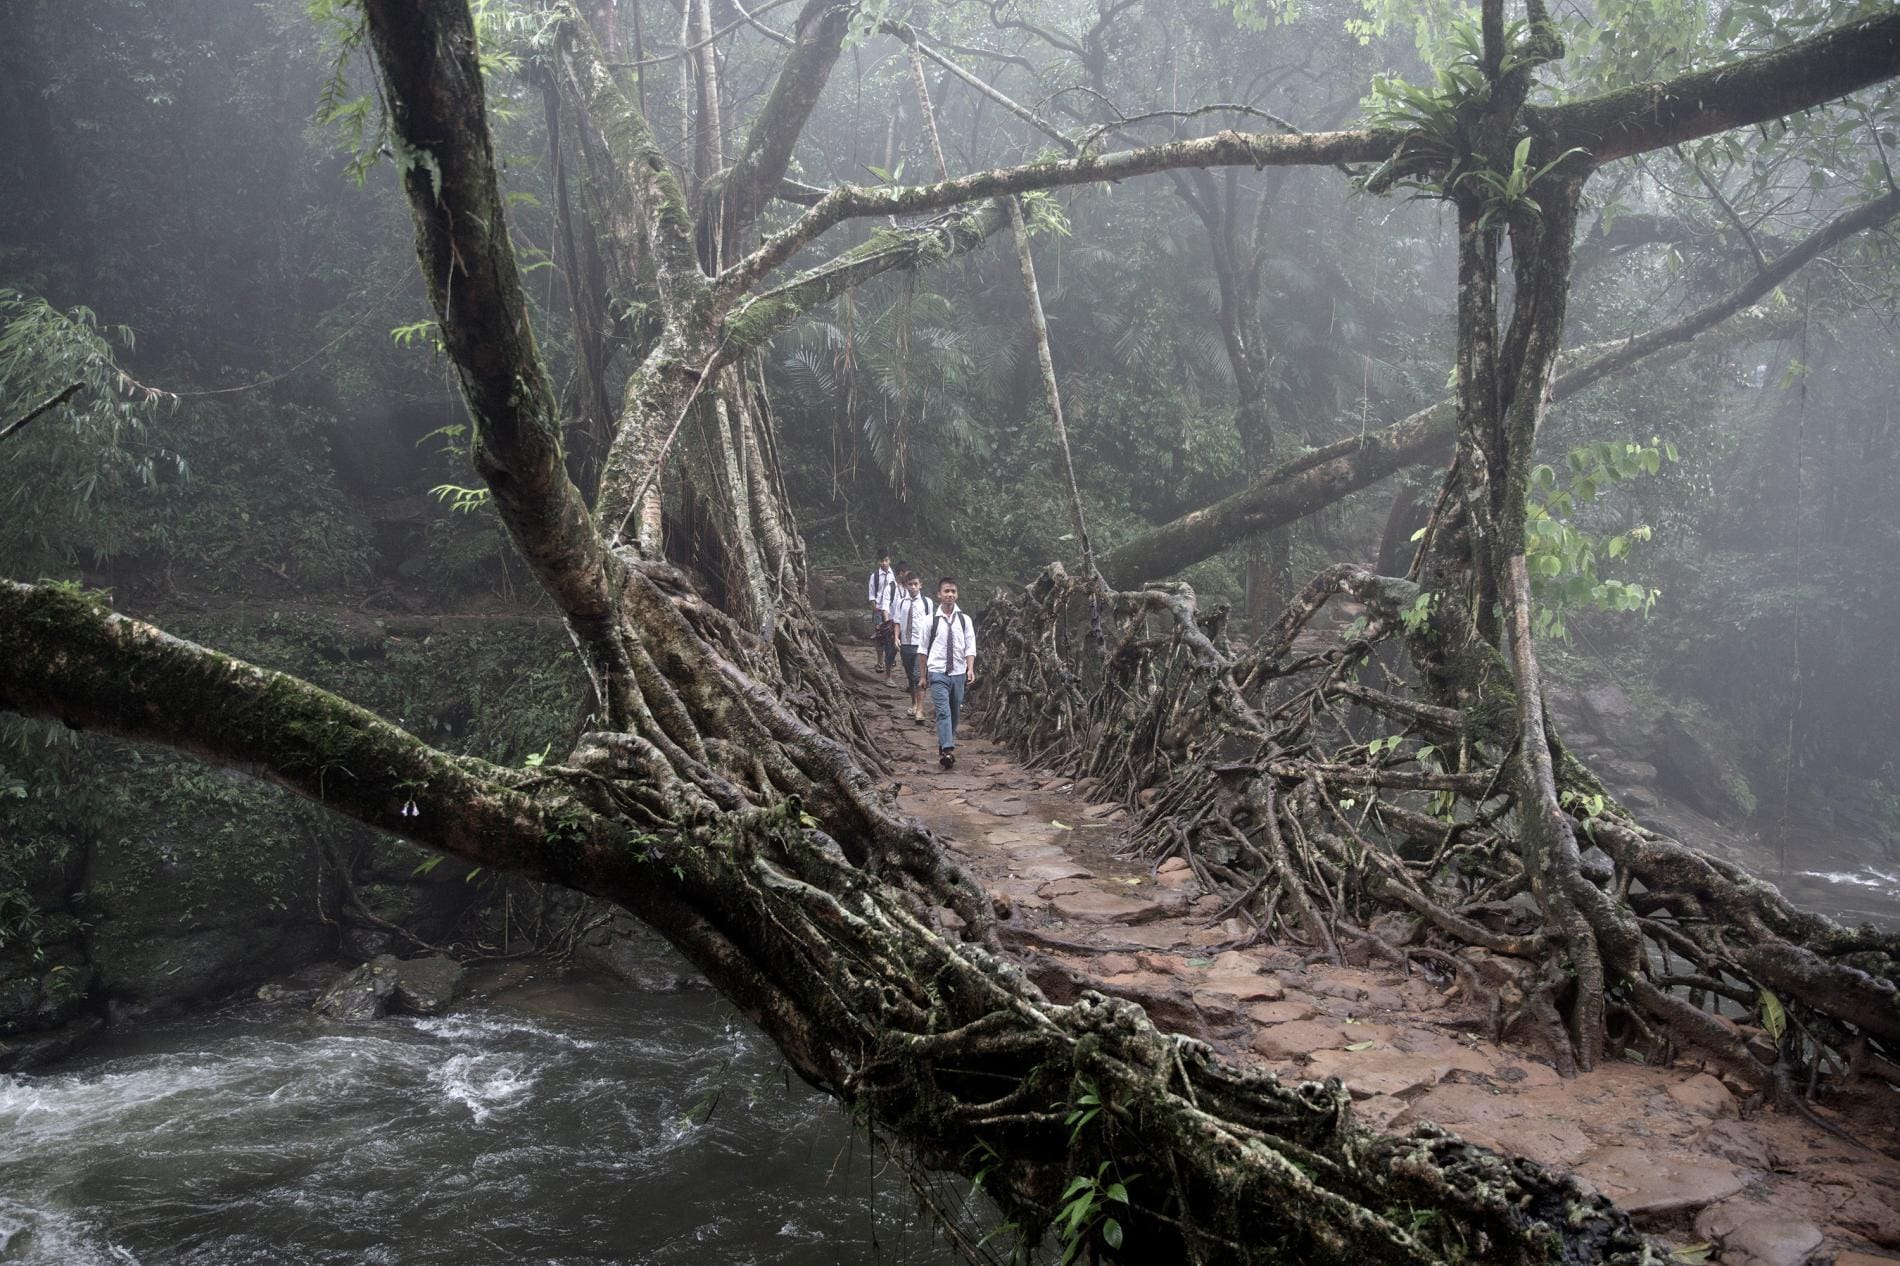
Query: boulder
[[390, 954, 465, 1016], [312, 955, 401, 1021]]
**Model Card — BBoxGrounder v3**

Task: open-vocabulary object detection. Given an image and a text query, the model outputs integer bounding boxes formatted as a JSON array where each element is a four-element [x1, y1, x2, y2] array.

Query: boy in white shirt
[[918, 577, 976, 769], [891, 573, 935, 724], [866, 551, 898, 682]]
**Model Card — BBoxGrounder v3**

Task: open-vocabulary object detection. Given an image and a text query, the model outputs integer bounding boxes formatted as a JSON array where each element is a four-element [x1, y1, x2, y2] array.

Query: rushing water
[[0, 968, 980, 1265]]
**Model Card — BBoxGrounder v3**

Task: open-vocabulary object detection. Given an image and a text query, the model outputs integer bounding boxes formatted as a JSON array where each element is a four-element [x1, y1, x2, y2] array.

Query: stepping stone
[[1665, 1072, 1736, 1118], [1020, 862, 1094, 882], [1572, 1145, 1749, 1217], [970, 796, 1030, 817], [1004, 844, 1071, 864], [1306, 1046, 1456, 1099], [1398, 1082, 1596, 1168], [1247, 999, 1319, 1025], [1196, 974, 1286, 1004], [1694, 1204, 1822, 1266], [1049, 886, 1164, 925], [1252, 1019, 1355, 1061]]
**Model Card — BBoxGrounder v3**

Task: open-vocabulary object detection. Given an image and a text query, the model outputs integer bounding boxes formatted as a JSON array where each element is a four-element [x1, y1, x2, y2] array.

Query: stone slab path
[[851, 649, 1900, 1266]]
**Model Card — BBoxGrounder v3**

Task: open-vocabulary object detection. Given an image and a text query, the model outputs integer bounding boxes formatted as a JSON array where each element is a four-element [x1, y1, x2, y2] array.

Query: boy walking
[[919, 577, 976, 769], [892, 573, 935, 724], [866, 551, 899, 682]]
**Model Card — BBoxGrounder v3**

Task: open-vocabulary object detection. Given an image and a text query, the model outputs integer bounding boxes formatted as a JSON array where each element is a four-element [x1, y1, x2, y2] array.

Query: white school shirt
[[867, 567, 896, 615], [922, 608, 976, 675], [892, 593, 935, 645]]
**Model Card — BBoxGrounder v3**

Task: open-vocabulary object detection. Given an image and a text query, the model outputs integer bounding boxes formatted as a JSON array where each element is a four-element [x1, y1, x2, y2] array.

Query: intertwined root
[[977, 563, 1900, 1091]]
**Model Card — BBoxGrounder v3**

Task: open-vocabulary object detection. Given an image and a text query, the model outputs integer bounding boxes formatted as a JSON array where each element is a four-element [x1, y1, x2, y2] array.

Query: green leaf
[[1759, 989, 1786, 1042], [1102, 1219, 1124, 1250]]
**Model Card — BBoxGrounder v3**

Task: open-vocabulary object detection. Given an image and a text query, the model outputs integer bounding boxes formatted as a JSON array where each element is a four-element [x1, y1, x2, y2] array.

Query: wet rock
[[970, 796, 1029, 817], [390, 954, 464, 1016], [1666, 1072, 1737, 1118], [0, 1015, 103, 1073], [1694, 1203, 1822, 1266], [313, 955, 401, 1020], [1573, 1144, 1750, 1218]]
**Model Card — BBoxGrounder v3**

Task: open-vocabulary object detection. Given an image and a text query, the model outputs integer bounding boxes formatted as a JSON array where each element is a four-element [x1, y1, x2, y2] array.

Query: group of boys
[[867, 551, 975, 771]]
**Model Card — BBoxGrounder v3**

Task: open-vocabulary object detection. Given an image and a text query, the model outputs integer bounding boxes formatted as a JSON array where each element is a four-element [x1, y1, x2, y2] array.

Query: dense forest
[[2, 0, 1898, 1262]]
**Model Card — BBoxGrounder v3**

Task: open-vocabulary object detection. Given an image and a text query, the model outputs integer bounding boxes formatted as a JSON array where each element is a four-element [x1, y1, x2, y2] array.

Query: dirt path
[[850, 647, 1900, 1266]]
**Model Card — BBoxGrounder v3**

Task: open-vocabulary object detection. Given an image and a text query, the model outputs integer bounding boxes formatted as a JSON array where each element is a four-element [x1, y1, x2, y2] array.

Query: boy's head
[[895, 559, 909, 579], [877, 550, 891, 567], [937, 577, 959, 606], [906, 574, 922, 593]]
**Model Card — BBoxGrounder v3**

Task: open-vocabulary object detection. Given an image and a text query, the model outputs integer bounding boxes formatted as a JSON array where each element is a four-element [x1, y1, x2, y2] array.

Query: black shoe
[[939, 749, 953, 770]]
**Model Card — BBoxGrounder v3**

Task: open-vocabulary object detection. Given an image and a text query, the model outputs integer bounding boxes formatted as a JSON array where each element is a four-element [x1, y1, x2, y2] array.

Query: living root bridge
[[978, 563, 1900, 1090], [0, 577, 1656, 1265]]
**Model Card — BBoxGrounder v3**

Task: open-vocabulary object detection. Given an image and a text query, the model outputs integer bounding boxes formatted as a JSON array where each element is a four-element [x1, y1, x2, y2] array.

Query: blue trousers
[[928, 671, 966, 751]]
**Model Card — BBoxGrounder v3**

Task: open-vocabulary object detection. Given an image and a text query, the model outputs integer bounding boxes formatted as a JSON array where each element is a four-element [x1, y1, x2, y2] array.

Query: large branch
[[1098, 184, 1900, 587], [720, 202, 1009, 356], [0, 581, 618, 884], [718, 0, 852, 239], [365, 0, 638, 718], [1539, 12, 1900, 166], [713, 127, 1395, 305]]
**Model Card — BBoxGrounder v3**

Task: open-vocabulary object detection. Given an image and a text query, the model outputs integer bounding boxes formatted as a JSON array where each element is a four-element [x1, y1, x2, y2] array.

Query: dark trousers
[[876, 622, 898, 670], [901, 644, 922, 693]]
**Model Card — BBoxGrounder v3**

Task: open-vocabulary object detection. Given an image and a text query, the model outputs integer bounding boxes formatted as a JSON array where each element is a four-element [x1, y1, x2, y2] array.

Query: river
[[0, 965, 983, 1265]]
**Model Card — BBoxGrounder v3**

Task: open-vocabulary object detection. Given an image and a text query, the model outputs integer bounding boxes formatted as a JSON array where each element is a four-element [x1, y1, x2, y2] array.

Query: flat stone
[[1049, 887, 1164, 924], [1665, 1072, 1736, 1118], [1083, 803, 1121, 819], [1698, 1119, 1775, 1170], [1020, 862, 1095, 882], [1004, 844, 1071, 864], [1197, 974, 1286, 1004], [1307, 1047, 1450, 1099], [1490, 1061, 1562, 1087], [1573, 1145, 1749, 1217], [1095, 972, 1206, 1037], [1400, 1083, 1596, 1168], [970, 796, 1029, 817], [1833, 1254, 1900, 1266], [1209, 950, 1264, 976], [1247, 999, 1319, 1025], [1252, 1019, 1353, 1061], [1157, 856, 1191, 874], [1356, 1094, 1411, 1130], [1694, 1203, 1822, 1266]]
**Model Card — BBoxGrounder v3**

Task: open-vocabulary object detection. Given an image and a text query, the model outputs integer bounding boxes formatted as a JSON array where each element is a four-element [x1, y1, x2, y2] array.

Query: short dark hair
[[895, 559, 909, 572], [937, 576, 958, 589], [877, 549, 891, 561]]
